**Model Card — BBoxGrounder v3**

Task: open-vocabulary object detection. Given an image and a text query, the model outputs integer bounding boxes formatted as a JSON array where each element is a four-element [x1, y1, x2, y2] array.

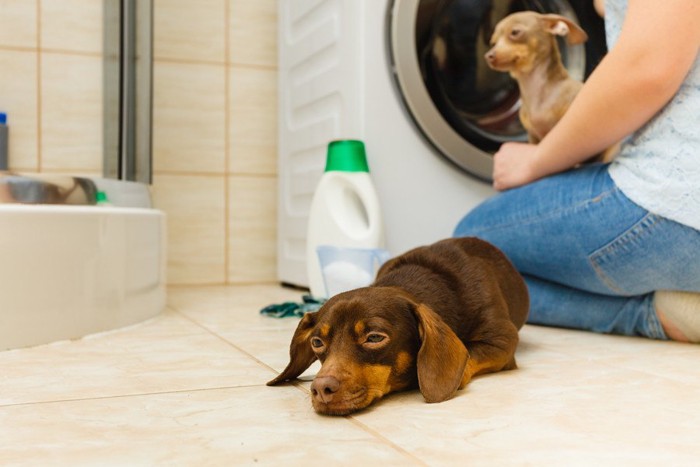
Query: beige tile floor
[[2, 285, 700, 466]]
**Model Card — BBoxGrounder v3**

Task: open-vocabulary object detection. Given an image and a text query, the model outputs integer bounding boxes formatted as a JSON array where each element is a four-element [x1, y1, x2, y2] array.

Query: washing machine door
[[389, 0, 606, 181]]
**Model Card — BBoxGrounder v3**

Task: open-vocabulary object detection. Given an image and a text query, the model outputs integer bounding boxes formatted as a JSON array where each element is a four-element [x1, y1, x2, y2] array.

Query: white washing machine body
[[277, 0, 605, 287], [278, 0, 493, 287]]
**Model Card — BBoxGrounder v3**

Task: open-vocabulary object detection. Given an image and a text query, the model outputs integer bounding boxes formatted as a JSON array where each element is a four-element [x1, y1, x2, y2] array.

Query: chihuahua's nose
[[485, 50, 496, 63], [311, 375, 340, 404]]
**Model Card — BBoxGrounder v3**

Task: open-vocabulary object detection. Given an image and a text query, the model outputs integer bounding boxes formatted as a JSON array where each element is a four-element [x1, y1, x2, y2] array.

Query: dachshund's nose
[[311, 376, 340, 403]]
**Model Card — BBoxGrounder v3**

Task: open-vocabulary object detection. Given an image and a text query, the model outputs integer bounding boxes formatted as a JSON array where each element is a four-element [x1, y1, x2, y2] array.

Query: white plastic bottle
[[306, 140, 385, 298]]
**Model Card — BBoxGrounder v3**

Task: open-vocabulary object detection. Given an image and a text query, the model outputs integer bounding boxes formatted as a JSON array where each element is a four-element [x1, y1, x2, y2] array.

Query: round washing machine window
[[388, 0, 607, 180]]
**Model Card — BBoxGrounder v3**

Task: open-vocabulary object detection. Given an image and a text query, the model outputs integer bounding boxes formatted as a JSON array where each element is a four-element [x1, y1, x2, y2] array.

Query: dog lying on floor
[[267, 237, 529, 415]]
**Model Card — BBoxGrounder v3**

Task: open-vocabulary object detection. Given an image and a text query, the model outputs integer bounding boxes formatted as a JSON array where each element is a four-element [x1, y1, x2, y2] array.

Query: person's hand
[[492, 142, 542, 191]]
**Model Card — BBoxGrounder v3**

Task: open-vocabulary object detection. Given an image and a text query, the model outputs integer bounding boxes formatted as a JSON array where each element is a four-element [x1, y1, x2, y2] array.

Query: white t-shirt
[[605, 0, 700, 230]]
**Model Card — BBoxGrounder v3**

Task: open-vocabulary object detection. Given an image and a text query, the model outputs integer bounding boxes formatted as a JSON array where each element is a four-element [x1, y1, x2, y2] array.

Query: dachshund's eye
[[367, 333, 385, 343], [310, 337, 325, 349], [364, 333, 388, 346]]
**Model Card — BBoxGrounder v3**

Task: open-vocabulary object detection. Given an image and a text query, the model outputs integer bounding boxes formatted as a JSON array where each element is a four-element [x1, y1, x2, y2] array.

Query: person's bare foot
[[656, 308, 690, 342], [654, 290, 700, 343]]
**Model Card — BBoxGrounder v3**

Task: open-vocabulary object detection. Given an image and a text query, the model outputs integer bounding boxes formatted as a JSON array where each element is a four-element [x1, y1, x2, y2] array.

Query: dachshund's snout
[[311, 375, 341, 404]]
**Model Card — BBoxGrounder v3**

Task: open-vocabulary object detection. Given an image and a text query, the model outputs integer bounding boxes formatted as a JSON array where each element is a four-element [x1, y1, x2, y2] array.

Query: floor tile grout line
[[345, 417, 429, 466], [0, 383, 280, 410], [171, 307, 287, 379], [1, 303, 301, 408], [171, 309, 319, 405], [2, 388, 419, 466], [169, 302, 428, 464]]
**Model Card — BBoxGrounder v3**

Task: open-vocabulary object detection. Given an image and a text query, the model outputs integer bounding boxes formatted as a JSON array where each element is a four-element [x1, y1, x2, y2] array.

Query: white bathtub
[[0, 204, 166, 350]]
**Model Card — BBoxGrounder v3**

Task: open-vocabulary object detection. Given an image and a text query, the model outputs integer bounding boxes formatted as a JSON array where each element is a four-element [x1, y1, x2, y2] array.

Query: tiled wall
[[0, 0, 279, 286], [0, 0, 103, 175], [151, 0, 278, 285]]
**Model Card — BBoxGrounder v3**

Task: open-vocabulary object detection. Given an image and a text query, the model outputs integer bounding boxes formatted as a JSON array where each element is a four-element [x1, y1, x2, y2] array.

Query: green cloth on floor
[[260, 294, 326, 318]]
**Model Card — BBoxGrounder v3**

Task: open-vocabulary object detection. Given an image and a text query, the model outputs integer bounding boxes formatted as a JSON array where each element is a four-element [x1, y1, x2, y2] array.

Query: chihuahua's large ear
[[412, 304, 469, 403], [541, 14, 588, 45], [267, 312, 319, 386]]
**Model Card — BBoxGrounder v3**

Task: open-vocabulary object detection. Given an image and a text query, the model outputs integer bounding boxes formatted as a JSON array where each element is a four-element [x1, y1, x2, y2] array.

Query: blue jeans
[[453, 164, 700, 339]]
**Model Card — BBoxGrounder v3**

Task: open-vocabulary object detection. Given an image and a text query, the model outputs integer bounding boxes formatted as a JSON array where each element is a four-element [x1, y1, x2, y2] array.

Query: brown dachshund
[[267, 237, 529, 415]]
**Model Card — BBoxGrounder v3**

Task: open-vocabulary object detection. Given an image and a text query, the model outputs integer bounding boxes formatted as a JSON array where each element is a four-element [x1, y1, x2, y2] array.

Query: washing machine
[[277, 0, 606, 287]]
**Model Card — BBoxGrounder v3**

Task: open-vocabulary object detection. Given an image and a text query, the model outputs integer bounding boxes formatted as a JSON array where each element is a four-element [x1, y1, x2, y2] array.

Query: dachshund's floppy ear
[[412, 304, 469, 403], [267, 311, 319, 386]]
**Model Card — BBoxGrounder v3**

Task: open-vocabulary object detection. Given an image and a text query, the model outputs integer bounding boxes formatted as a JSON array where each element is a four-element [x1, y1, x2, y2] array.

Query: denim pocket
[[590, 211, 700, 295], [589, 213, 665, 295]]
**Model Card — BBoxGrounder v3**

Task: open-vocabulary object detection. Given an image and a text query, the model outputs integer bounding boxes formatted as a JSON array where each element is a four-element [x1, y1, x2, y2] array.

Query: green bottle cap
[[324, 140, 369, 173]]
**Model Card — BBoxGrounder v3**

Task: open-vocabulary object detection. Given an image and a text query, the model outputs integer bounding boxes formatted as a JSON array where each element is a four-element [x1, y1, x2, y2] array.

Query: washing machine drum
[[389, 0, 607, 180]]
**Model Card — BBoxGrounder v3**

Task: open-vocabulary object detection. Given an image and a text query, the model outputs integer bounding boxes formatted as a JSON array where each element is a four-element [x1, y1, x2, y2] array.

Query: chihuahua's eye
[[509, 28, 523, 40], [310, 337, 325, 349]]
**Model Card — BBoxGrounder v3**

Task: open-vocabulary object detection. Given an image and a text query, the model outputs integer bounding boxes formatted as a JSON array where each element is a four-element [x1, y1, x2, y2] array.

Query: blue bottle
[[0, 112, 8, 171]]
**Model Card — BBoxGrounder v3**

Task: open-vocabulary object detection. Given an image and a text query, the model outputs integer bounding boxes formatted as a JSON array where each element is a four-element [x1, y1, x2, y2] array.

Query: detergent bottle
[[306, 140, 385, 298]]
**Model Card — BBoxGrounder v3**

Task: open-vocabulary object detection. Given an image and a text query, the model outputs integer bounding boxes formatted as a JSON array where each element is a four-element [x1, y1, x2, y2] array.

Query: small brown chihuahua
[[485, 12, 588, 144]]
